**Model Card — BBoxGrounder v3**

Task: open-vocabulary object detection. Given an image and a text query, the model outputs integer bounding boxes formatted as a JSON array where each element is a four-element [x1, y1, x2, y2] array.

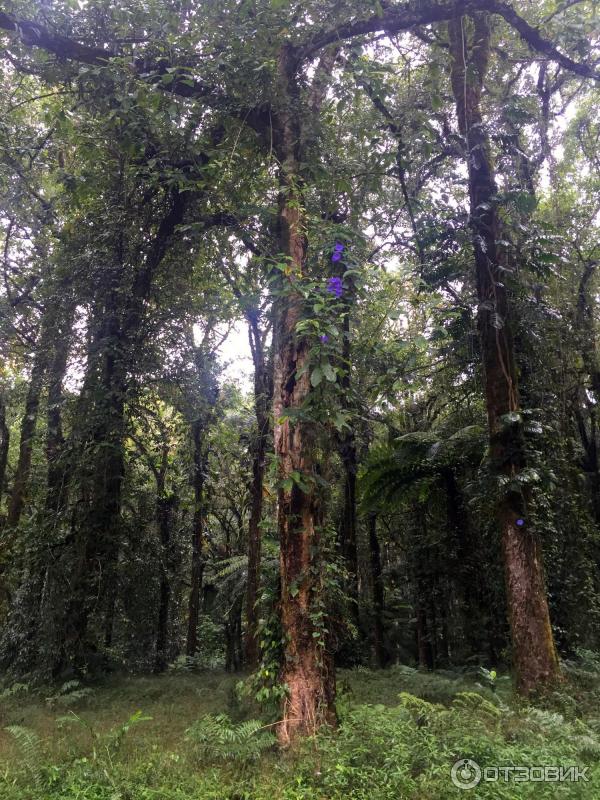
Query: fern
[[0, 682, 30, 700], [185, 713, 275, 764], [452, 691, 502, 721], [5, 725, 43, 789], [360, 426, 485, 510], [214, 554, 249, 580], [104, 710, 152, 756], [46, 680, 94, 708]]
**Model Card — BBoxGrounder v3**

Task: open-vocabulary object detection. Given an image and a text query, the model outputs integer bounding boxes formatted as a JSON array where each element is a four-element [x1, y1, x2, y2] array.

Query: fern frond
[[185, 713, 275, 764], [5, 725, 43, 789]]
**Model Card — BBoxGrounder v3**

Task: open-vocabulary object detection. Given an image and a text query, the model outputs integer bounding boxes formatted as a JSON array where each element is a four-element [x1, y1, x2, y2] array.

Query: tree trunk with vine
[[449, 11, 559, 694], [273, 44, 336, 744]]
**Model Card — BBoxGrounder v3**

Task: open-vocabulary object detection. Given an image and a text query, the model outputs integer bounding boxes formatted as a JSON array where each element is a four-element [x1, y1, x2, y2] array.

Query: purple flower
[[326, 276, 343, 298], [516, 518, 525, 527], [320, 334, 329, 343], [334, 242, 345, 252], [331, 252, 342, 262]]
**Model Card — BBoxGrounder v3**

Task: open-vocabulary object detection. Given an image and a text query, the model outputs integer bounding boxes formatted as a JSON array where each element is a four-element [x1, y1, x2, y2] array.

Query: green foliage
[[238, 580, 287, 715], [185, 713, 276, 764], [4, 725, 44, 789], [2, 669, 600, 798], [360, 426, 485, 510], [0, 682, 30, 699], [56, 709, 152, 760], [46, 680, 94, 708]]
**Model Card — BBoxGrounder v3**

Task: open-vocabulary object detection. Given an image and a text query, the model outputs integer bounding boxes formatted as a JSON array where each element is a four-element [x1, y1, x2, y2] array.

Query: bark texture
[[244, 313, 271, 667], [6, 334, 48, 528], [273, 44, 336, 744], [186, 417, 209, 657], [368, 513, 387, 667], [448, 11, 559, 694], [0, 391, 9, 510]]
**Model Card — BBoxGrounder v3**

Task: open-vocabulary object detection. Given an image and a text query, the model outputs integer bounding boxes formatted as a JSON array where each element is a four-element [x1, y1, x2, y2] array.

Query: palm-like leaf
[[360, 425, 485, 510]]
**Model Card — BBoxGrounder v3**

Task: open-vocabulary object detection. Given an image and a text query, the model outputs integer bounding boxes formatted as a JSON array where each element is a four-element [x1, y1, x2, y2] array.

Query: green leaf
[[322, 362, 336, 382], [310, 367, 323, 387]]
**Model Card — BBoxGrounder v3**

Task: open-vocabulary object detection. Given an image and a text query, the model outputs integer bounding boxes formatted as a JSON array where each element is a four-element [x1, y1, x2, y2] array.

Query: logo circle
[[451, 759, 482, 789]]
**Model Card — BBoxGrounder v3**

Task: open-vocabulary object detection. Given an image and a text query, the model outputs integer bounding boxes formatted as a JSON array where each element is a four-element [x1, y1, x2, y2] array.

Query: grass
[[1, 661, 600, 799]]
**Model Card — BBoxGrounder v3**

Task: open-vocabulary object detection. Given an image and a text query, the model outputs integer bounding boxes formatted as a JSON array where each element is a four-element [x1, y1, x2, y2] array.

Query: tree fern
[[360, 426, 485, 510]]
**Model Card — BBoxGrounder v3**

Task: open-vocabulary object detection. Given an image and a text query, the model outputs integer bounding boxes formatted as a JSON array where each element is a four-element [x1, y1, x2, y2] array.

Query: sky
[[214, 321, 254, 392]]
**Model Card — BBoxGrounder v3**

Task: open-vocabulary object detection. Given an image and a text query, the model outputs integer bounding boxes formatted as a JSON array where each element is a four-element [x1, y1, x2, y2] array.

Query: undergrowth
[[1, 657, 600, 799]]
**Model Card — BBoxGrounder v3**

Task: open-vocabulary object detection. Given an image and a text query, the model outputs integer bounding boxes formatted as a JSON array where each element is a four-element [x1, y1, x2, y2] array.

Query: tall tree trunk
[[368, 513, 386, 667], [416, 599, 434, 671], [0, 391, 9, 511], [45, 304, 74, 516], [448, 11, 559, 694], [273, 44, 336, 744], [574, 261, 600, 521], [49, 273, 127, 675], [186, 418, 208, 657], [337, 270, 359, 620], [441, 468, 487, 656], [226, 594, 244, 672], [6, 337, 48, 528], [155, 494, 175, 672], [244, 314, 271, 667]]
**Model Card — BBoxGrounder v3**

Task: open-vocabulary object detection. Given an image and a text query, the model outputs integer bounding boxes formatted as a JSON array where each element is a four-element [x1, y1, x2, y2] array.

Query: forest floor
[[2, 660, 600, 799]]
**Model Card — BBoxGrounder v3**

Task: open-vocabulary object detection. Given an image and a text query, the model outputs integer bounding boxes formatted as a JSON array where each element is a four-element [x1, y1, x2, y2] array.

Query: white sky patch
[[217, 322, 254, 391], [193, 320, 254, 393]]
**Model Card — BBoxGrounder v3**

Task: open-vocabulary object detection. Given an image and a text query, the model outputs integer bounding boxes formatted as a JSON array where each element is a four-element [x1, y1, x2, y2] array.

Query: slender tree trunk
[[368, 513, 387, 667], [45, 305, 74, 515], [416, 598, 434, 670], [0, 392, 9, 511], [226, 594, 244, 672], [244, 315, 271, 667], [273, 44, 336, 744], [449, 12, 559, 694], [574, 262, 600, 521], [186, 418, 207, 657], [1, 305, 75, 675], [155, 494, 175, 672], [339, 447, 358, 597], [6, 340, 48, 528], [441, 468, 487, 656], [337, 272, 359, 619], [245, 432, 266, 666]]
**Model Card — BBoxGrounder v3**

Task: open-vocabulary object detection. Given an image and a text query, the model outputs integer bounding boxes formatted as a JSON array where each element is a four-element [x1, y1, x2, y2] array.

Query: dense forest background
[[1, 1, 600, 794]]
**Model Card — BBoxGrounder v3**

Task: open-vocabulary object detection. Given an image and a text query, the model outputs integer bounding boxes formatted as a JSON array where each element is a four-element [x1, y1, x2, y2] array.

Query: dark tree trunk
[[368, 513, 386, 667], [244, 315, 271, 668], [338, 437, 359, 619], [225, 594, 244, 672], [441, 468, 487, 656], [186, 418, 208, 657], [449, 11, 559, 694], [48, 272, 127, 676], [1, 309, 75, 674], [337, 277, 359, 619], [6, 340, 48, 528], [574, 262, 600, 522], [45, 304, 74, 515], [50, 184, 190, 676], [155, 494, 175, 672], [0, 392, 9, 510], [416, 597, 434, 671]]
